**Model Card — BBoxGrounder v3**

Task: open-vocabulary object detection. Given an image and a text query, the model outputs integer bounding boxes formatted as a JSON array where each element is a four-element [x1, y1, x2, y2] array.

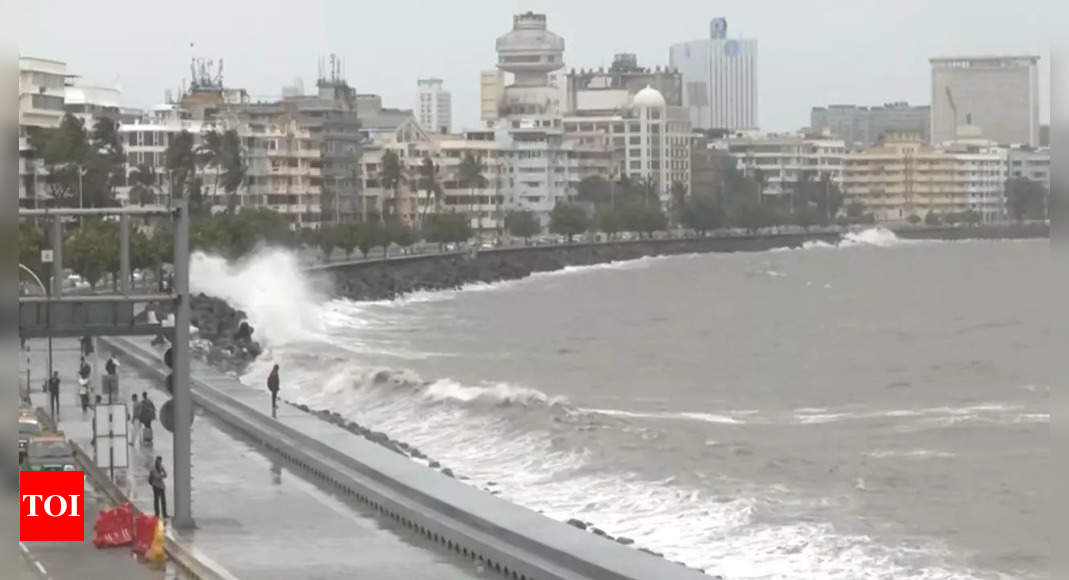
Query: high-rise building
[[669, 17, 758, 130], [492, 11, 615, 226], [417, 78, 452, 134], [566, 54, 683, 113], [479, 70, 505, 124], [810, 102, 929, 150], [930, 55, 1039, 147]]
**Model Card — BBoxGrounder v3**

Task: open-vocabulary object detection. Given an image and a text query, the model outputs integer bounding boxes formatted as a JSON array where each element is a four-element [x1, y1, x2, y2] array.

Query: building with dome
[[562, 84, 692, 208]]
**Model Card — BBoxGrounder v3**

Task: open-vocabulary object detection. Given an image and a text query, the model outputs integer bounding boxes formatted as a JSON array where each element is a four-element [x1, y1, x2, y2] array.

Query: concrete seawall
[[102, 336, 710, 580], [313, 223, 1047, 302]]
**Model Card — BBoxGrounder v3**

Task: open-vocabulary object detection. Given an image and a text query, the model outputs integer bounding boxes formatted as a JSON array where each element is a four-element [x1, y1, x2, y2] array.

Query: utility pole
[[171, 195, 194, 530]]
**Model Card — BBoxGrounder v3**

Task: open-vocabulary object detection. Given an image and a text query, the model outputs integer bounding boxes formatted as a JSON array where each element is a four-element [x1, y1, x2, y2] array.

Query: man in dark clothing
[[149, 456, 168, 519], [80, 335, 94, 357], [267, 364, 280, 417], [140, 391, 157, 430], [105, 355, 118, 376], [47, 372, 61, 419]]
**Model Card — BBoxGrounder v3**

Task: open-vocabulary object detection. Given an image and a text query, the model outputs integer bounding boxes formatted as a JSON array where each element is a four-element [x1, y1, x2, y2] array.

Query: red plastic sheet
[[92, 502, 134, 548], [132, 512, 159, 557]]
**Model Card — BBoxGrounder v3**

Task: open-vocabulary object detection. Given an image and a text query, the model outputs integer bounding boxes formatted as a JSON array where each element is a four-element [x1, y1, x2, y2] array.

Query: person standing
[[267, 364, 280, 417], [148, 456, 168, 519], [47, 371, 61, 419], [105, 354, 118, 376], [80, 335, 94, 357], [130, 393, 142, 446]]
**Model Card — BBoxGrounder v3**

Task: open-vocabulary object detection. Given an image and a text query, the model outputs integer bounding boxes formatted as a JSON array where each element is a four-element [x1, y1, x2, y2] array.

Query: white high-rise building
[[417, 78, 452, 134], [930, 55, 1039, 147], [669, 17, 758, 130], [479, 69, 505, 124], [18, 56, 70, 207]]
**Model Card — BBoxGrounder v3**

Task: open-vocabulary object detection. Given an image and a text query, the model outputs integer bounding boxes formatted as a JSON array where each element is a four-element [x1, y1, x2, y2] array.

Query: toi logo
[[20, 471, 85, 541]]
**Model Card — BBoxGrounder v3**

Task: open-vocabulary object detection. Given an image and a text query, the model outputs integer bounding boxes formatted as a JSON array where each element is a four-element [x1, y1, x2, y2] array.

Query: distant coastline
[[323, 223, 1048, 302]]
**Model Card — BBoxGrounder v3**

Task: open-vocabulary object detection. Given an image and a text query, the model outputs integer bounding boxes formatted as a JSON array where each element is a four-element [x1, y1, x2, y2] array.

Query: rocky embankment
[[145, 294, 262, 374]]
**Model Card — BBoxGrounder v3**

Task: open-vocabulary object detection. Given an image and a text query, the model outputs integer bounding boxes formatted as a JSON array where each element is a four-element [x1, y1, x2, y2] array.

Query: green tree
[[576, 175, 612, 205], [669, 180, 687, 224], [621, 201, 667, 237], [549, 202, 591, 242], [425, 212, 472, 248], [128, 163, 157, 206], [18, 223, 47, 285], [505, 210, 541, 244], [83, 116, 125, 207], [924, 211, 942, 226], [595, 206, 621, 238], [196, 129, 223, 200], [680, 195, 723, 236], [963, 209, 982, 225], [845, 201, 866, 219], [379, 150, 405, 220], [166, 130, 203, 212], [26, 113, 90, 206], [906, 214, 922, 225], [66, 219, 119, 289], [387, 219, 416, 251], [317, 225, 336, 260], [1005, 177, 1047, 221], [191, 208, 293, 261], [219, 130, 247, 213], [735, 199, 776, 233], [417, 155, 441, 224], [457, 153, 485, 228]]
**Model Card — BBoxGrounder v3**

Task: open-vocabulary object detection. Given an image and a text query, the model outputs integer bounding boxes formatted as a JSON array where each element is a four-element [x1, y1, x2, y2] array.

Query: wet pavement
[[22, 338, 485, 579]]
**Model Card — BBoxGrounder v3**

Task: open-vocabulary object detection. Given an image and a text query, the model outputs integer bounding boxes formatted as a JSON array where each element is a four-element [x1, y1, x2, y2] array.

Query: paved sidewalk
[[23, 338, 483, 579]]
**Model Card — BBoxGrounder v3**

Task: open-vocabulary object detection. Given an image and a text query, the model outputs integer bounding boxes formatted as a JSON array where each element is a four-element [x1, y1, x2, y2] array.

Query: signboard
[[92, 403, 128, 472], [40, 249, 53, 263]]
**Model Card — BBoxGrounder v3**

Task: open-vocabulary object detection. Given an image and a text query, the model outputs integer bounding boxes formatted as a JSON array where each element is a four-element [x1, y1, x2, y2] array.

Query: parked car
[[17, 414, 40, 463], [21, 434, 77, 471]]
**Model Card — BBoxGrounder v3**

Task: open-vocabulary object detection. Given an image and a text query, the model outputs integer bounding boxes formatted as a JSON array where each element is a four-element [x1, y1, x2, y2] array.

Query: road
[[18, 472, 177, 580]]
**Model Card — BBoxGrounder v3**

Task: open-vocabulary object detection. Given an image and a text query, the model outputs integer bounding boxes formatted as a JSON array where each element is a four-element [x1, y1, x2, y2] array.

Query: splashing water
[[190, 248, 325, 346]]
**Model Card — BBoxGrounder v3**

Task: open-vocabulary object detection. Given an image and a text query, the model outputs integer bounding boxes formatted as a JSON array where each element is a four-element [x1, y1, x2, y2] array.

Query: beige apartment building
[[842, 137, 1007, 223]]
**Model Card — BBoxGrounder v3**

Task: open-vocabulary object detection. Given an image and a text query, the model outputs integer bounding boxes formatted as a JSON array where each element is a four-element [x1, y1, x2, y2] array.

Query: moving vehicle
[[17, 414, 40, 463], [21, 434, 77, 472]]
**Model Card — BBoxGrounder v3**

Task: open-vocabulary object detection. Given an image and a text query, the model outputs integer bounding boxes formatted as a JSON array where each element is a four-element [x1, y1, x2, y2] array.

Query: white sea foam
[[422, 379, 566, 406], [585, 408, 746, 425], [864, 449, 957, 459]]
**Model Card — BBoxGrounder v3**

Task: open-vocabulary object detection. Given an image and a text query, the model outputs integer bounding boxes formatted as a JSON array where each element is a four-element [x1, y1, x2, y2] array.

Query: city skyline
[[16, 0, 1056, 133]]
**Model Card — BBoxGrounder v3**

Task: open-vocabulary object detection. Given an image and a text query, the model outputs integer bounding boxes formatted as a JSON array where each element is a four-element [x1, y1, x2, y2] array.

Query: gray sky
[[17, 0, 1057, 132]]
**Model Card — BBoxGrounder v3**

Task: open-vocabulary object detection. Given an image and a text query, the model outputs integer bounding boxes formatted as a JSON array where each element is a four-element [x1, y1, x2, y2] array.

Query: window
[[629, 160, 641, 169], [613, 137, 625, 147], [613, 123, 625, 133], [31, 93, 63, 111], [629, 136, 641, 145], [629, 122, 640, 132], [629, 148, 641, 158]]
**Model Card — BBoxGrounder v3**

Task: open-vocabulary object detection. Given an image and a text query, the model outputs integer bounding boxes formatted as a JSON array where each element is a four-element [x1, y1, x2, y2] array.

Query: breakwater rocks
[[189, 294, 262, 374], [289, 401, 714, 576]]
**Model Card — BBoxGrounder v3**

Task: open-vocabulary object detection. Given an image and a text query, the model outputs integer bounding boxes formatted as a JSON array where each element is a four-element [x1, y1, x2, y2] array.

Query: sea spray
[[190, 247, 325, 346]]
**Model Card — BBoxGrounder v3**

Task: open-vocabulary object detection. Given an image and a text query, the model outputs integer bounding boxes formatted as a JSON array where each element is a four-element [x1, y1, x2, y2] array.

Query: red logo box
[[20, 471, 84, 541]]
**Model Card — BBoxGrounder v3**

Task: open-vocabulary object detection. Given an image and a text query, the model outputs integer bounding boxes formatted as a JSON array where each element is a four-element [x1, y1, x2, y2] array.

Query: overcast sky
[[17, 0, 1058, 132]]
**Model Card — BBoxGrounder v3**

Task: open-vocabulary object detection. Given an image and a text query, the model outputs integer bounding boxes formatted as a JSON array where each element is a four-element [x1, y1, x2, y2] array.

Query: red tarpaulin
[[92, 502, 133, 548]]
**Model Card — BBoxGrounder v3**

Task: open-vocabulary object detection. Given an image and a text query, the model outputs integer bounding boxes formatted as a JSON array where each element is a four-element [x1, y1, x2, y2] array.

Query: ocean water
[[194, 230, 1050, 579]]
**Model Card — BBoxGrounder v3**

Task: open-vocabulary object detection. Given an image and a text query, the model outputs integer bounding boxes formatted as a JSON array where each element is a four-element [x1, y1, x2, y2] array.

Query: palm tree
[[458, 153, 485, 231], [417, 155, 441, 227], [128, 163, 157, 206], [219, 130, 247, 213], [196, 130, 224, 204], [379, 150, 404, 223]]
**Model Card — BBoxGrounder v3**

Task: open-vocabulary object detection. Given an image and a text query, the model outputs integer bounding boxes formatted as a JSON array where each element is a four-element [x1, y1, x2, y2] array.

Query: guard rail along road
[[101, 336, 710, 580]]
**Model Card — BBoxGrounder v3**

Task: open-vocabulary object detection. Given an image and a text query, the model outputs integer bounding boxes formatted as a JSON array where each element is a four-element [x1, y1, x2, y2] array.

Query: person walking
[[139, 392, 156, 447], [77, 357, 92, 414], [80, 335, 94, 357], [47, 371, 61, 420], [148, 456, 168, 519], [267, 364, 280, 417], [130, 393, 142, 446]]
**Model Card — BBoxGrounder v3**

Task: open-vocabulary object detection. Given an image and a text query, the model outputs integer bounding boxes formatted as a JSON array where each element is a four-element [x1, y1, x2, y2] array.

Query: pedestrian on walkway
[[149, 456, 168, 519], [105, 354, 118, 376], [78, 357, 92, 414], [80, 335, 94, 357], [47, 371, 61, 419], [130, 393, 142, 446], [140, 392, 157, 447], [267, 364, 280, 417]]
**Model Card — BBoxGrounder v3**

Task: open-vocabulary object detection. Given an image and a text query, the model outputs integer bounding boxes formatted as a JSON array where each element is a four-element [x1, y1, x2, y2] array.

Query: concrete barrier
[[102, 336, 710, 580]]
